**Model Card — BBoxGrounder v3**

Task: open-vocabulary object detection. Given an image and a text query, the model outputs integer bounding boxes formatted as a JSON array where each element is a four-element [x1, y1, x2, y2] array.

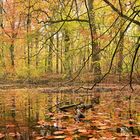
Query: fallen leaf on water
[[37, 120, 48, 126], [101, 137, 116, 140], [66, 127, 78, 132], [45, 135, 55, 139], [6, 124, 15, 128], [54, 131, 64, 135], [64, 136, 73, 140], [0, 133, 5, 139], [53, 135, 66, 139], [98, 125, 110, 130], [79, 131, 91, 136], [35, 136, 44, 140], [9, 133, 16, 137], [78, 129, 87, 133], [133, 136, 140, 140]]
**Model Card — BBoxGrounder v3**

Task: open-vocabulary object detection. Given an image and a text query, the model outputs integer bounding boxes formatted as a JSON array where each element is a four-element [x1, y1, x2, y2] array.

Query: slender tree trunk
[[87, 0, 102, 82], [56, 33, 59, 73], [9, 43, 15, 66], [27, 0, 31, 77], [136, 24, 140, 71], [9, 0, 16, 69], [45, 43, 48, 73], [47, 36, 53, 72], [0, 1, 5, 68], [116, 16, 124, 81], [87, 42, 90, 71], [64, 29, 71, 79], [60, 36, 63, 74], [70, 43, 73, 74], [117, 30, 124, 81], [35, 36, 39, 69], [0, 46, 5, 68], [24, 45, 27, 66]]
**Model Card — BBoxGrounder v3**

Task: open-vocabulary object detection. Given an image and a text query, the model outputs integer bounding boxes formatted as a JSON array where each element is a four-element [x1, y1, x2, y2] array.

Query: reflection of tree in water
[[35, 95, 39, 122], [47, 93, 53, 112]]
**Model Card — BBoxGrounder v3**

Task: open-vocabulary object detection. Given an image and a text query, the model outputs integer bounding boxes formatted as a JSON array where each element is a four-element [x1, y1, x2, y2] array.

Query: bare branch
[[103, 0, 140, 26]]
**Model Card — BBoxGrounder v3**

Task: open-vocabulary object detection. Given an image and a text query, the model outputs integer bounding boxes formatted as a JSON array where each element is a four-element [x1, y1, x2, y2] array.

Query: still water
[[0, 88, 91, 140], [0, 88, 139, 140]]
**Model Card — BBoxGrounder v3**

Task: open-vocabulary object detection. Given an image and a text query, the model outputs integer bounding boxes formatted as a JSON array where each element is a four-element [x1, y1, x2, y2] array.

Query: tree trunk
[[0, 46, 5, 68], [10, 0, 16, 69], [0, 1, 5, 68], [87, 0, 102, 82], [64, 29, 71, 79], [45, 43, 48, 73], [117, 30, 124, 81], [27, 0, 31, 77], [47, 36, 53, 72], [35, 36, 39, 69], [60, 36, 63, 74], [56, 32, 59, 73], [9, 43, 15, 66]]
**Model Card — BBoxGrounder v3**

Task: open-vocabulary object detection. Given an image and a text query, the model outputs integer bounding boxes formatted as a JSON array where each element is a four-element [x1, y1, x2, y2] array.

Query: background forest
[[0, 0, 140, 87]]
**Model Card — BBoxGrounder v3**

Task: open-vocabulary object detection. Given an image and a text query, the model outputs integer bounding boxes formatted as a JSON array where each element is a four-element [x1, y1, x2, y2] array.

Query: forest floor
[[0, 74, 140, 93], [0, 73, 140, 91]]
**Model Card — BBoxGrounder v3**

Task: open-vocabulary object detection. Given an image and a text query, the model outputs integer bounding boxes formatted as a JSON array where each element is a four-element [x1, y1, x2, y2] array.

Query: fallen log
[[59, 95, 100, 121], [59, 103, 81, 112], [59, 95, 100, 112]]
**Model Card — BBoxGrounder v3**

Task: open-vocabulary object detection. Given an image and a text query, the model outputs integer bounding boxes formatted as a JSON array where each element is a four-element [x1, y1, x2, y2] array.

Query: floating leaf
[[45, 135, 55, 139], [89, 138, 98, 140], [8, 133, 16, 137], [0, 133, 5, 139], [35, 136, 44, 140], [78, 129, 87, 133], [64, 136, 73, 140], [6, 124, 15, 128], [37, 120, 48, 126], [54, 131, 64, 135], [53, 135, 66, 139]]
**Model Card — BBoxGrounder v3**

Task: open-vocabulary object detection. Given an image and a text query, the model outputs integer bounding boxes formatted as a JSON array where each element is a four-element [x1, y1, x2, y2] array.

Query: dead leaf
[[35, 136, 44, 140], [0, 133, 5, 139], [54, 131, 64, 135], [64, 136, 73, 140]]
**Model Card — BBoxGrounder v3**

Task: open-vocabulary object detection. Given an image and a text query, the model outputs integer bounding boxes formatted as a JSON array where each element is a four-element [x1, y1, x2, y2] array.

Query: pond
[[0, 88, 139, 140]]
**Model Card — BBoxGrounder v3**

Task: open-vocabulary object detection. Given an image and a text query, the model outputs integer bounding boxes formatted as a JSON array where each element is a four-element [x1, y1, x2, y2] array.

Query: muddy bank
[[0, 77, 139, 93]]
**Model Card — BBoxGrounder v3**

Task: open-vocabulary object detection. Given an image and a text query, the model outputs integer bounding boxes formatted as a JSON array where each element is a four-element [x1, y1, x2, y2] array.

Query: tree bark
[[9, 43, 15, 66], [117, 28, 124, 81], [56, 32, 59, 73], [87, 0, 102, 82], [27, 0, 31, 77], [47, 36, 53, 72], [35, 35, 39, 69], [64, 29, 71, 79], [0, 0, 5, 68]]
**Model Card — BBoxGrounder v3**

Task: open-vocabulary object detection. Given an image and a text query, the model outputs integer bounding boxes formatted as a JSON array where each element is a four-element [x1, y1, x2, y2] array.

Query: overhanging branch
[[103, 0, 140, 26]]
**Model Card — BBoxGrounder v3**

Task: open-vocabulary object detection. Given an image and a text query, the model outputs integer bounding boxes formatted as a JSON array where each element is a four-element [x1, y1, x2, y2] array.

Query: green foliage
[[16, 65, 44, 79]]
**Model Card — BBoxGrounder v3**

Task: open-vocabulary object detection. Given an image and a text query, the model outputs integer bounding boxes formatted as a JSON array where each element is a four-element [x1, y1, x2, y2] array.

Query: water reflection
[[0, 89, 139, 139], [0, 89, 82, 139]]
